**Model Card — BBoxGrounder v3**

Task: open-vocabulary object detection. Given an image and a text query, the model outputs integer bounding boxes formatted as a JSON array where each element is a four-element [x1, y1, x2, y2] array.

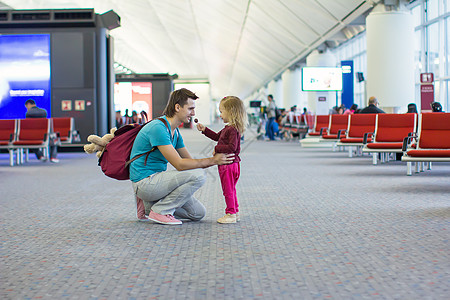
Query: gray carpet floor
[[1, 126, 449, 299]]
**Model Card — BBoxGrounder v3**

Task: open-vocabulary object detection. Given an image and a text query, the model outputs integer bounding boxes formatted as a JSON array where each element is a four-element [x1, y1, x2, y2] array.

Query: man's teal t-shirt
[[129, 116, 184, 182]]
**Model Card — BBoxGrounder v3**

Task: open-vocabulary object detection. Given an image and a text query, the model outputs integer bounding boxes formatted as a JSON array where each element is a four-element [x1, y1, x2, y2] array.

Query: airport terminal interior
[[1, 0, 449, 299]]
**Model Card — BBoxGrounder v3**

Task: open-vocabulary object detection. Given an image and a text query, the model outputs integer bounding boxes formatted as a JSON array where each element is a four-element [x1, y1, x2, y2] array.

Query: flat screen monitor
[[0, 34, 51, 119], [250, 100, 261, 108], [114, 81, 153, 119], [302, 67, 343, 91]]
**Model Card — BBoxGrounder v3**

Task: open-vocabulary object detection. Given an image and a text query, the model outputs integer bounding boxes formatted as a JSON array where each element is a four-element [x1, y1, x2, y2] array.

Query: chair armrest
[[402, 135, 417, 152], [363, 132, 373, 144], [9, 133, 14, 142], [319, 127, 327, 136], [337, 129, 346, 139]]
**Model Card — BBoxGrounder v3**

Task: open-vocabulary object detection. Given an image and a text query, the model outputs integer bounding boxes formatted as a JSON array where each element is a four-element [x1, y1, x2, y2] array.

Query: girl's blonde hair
[[220, 96, 247, 134]]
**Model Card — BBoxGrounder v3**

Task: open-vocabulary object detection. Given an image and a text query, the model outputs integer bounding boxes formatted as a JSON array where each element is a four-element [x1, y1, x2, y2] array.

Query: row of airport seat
[[279, 114, 315, 140], [0, 117, 79, 166], [300, 113, 450, 176]]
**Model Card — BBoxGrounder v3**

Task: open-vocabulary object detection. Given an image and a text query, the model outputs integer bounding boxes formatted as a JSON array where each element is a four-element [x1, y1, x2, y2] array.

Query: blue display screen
[[0, 34, 51, 119]]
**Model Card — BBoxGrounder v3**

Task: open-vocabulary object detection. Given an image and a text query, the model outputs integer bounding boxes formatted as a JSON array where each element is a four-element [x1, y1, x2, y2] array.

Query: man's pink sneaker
[[148, 210, 182, 225]]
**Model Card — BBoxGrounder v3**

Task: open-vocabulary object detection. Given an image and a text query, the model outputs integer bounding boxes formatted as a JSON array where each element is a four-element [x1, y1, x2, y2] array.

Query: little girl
[[196, 96, 247, 224]]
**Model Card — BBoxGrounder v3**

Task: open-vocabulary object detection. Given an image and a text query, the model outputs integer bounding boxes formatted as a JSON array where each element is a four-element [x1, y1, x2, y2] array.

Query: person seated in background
[[329, 106, 339, 114], [302, 107, 309, 115], [115, 110, 125, 128], [407, 103, 418, 113], [24, 99, 59, 163], [431, 101, 443, 112], [337, 105, 345, 114], [359, 96, 385, 114], [344, 104, 358, 115]]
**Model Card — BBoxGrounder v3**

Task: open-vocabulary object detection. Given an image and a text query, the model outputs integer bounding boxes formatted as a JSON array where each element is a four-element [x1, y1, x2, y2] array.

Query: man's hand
[[196, 123, 206, 132], [213, 153, 235, 165]]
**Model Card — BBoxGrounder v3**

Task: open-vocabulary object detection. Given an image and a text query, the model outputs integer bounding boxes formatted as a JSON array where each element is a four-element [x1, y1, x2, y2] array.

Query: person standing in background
[[265, 94, 276, 141]]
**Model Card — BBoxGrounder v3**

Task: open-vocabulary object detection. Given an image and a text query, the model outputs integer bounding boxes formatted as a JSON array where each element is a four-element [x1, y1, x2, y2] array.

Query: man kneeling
[[130, 88, 234, 225]]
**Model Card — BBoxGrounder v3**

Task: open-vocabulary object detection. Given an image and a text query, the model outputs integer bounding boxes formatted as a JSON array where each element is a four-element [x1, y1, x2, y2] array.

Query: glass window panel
[[415, 30, 422, 83], [447, 0, 450, 12], [447, 17, 450, 76], [411, 4, 421, 27], [434, 80, 440, 103], [446, 81, 449, 111], [427, 22, 439, 76], [426, 0, 439, 21]]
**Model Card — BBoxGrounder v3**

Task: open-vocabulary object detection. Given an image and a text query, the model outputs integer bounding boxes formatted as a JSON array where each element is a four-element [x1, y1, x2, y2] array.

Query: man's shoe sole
[[148, 217, 182, 225]]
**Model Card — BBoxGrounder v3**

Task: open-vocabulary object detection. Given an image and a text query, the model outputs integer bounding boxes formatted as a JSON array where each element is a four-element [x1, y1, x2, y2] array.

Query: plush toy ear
[[110, 127, 117, 135], [88, 135, 108, 147]]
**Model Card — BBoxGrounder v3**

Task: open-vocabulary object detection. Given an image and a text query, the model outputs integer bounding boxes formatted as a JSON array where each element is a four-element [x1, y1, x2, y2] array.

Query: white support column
[[366, 5, 415, 112], [282, 68, 302, 110]]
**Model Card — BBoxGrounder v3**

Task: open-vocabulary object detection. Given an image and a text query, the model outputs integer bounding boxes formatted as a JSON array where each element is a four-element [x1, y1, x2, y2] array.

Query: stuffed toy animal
[[84, 127, 117, 158]]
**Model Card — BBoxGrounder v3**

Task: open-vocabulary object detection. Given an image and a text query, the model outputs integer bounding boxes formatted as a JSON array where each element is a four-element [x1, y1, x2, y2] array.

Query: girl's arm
[[202, 127, 221, 141]]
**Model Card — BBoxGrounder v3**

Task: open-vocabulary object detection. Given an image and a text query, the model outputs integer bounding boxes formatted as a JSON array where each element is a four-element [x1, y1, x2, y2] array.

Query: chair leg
[[407, 162, 412, 176], [348, 146, 353, 158], [415, 162, 420, 173], [420, 162, 424, 172], [428, 162, 432, 170], [372, 153, 377, 165], [9, 149, 14, 166], [25, 149, 29, 162], [16, 149, 21, 165]]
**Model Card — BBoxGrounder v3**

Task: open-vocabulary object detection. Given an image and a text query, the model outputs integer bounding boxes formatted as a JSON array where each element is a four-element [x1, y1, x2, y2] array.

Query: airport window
[[330, 0, 449, 110], [426, 0, 439, 21], [447, 17, 450, 76], [414, 30, 422, 80], [411, 5, 421, 26], [409, 0, 449, 110], [427, 22, 439, 76]]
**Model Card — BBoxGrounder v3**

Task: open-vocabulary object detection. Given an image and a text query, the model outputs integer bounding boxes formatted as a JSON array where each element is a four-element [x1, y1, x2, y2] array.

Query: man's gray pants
[[132, 169, 206, 221]]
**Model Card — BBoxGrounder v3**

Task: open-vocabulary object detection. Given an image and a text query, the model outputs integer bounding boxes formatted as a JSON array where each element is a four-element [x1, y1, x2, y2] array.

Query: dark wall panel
[[52, 32, 85, 88], [151, 80, 172, 117]]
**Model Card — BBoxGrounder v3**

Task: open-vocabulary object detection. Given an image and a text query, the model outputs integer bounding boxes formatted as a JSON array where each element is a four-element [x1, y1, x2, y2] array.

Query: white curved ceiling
[[1, 0, 376, 99]]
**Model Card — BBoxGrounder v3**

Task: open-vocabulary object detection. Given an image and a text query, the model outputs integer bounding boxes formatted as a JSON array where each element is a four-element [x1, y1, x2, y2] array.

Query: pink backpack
[[98, 117, 169, 180]]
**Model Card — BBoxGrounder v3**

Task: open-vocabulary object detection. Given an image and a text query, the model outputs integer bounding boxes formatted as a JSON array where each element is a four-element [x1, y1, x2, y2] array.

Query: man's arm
[[159, 144, 234, 171], [176, 147, 192, 159]]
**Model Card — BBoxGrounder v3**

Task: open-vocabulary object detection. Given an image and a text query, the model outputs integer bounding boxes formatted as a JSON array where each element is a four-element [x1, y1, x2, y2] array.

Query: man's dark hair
[[25, 99, 36, 106], [431, 101, 442, 112], [163, 88, 198, 117], [268, 94, 273, 100]]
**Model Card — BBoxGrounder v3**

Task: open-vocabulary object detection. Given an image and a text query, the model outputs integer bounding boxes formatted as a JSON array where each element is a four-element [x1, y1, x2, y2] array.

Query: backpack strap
[[125, 117, 172, 167]]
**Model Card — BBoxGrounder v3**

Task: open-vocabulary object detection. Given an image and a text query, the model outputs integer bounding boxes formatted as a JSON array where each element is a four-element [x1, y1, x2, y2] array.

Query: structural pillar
[[282, 68, 302, 110], [366, 4, 414, 113]]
